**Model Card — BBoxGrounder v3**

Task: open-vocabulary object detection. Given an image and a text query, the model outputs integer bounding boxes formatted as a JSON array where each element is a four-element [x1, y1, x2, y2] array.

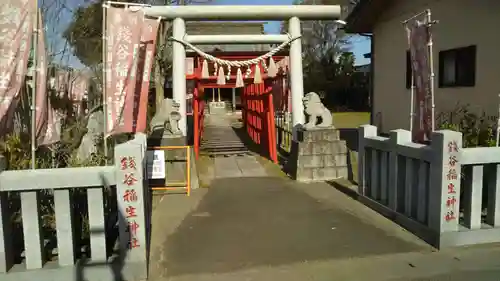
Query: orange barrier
[[148, 145, 191, 196]]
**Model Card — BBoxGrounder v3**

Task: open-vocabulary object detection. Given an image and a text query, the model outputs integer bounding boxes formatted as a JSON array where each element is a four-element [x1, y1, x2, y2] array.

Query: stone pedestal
[[162, 136, 188, 185], [147, 132, 199, 190], [289, 127, 348, 182], [208, 101, 227, 115]]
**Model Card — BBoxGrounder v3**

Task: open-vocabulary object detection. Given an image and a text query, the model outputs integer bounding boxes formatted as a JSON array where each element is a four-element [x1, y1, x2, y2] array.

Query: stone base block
[[297, 127, 340, 142], [298, 153, 347, 169], [294, 140, 347, 156], [209, 101, 227, 115], [164, 137, 188, 184], [295, 166, 348, 182], [147, 135, 188, 187], [288, 127, 349, 183]]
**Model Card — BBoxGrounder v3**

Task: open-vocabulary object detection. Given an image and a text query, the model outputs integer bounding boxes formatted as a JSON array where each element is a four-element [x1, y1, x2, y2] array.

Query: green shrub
[[437, 104, 497, 148], [0, 100, 111, 260]]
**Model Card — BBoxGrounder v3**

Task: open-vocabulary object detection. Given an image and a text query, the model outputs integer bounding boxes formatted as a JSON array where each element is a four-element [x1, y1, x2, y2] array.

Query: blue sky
[[213, 0, 371, 66]]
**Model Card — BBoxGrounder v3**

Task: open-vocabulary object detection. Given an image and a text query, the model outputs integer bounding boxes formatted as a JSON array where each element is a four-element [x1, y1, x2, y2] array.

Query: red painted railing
[[242, 82, 278, 163], [193, 85, 205, 159]]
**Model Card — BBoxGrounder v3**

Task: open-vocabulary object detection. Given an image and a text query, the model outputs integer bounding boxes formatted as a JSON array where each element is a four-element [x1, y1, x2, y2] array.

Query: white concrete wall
[[373, 0, 500, 132]]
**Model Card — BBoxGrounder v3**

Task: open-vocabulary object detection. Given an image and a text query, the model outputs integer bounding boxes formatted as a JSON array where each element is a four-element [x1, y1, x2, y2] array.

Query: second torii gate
[[143, 5, 342, 152]]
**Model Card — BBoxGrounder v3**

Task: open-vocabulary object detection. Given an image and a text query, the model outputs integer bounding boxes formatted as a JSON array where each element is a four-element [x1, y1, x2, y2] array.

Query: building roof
[[354, 63, 370, 73], [344, 0, 393, 33], [186, 21, 272, 53]]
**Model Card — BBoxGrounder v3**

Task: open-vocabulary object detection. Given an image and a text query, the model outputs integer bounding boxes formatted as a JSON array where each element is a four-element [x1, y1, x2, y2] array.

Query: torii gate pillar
[[288, 16, 305, 137], [172, 17, 187, 136]]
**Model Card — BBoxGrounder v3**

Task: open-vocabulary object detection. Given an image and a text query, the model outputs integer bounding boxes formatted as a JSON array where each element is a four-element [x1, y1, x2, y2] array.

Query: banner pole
[[426, 9, 436, 132], [102, 3, 108, 159], [410, 72, 414, 134], [404, 9, 438, 140], [31, 7, 40, 169]]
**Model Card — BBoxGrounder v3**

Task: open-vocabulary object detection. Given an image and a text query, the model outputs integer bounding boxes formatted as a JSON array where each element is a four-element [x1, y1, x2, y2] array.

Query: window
[[405, 50, 413, 89], [439, 45, 476, 87]]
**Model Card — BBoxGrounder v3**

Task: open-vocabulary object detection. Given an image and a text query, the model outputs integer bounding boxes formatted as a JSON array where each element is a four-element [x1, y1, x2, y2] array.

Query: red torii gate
[[143, 5, 341, 166], [186, 51, 289, 163]]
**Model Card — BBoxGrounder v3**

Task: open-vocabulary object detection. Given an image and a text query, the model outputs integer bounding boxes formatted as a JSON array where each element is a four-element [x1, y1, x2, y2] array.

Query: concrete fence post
[[114, 139, 148, 278], [388, 129, 412, 211], [0, 156, 12, 273], [132, 133, 151, 232], [428, 130, 462, 234], [358, 125, 377, 194]]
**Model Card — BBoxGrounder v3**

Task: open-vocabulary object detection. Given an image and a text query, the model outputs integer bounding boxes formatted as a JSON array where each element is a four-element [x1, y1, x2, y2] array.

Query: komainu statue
[[302, 92, 333, 130], [166, 101, 182, 135], [150, 98, 182, 135]]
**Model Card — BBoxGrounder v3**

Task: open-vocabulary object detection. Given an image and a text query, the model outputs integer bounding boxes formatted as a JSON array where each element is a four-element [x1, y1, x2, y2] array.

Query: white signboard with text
[[146, 150, 165, 179]]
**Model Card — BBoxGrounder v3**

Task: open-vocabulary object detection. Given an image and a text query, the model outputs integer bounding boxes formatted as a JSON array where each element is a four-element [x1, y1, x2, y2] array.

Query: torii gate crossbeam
[[144, 5, 341, 20], [143, 5, 342, 138]]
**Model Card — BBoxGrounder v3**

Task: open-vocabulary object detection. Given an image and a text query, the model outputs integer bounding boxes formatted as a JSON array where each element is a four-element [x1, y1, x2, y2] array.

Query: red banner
[[407, 20, 432, 141], [38, 11, 61, 146], [0, 0, 35, 135], [132, 17, 159, 133], [35, 11, 51, 145], [105, 7, 144, 136]]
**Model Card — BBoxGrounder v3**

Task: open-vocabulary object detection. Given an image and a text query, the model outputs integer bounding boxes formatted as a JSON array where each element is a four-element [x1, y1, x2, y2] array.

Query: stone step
[[201, 144, 246, 148], [202, 131, 239, 134], [201, 138, 243, 142], [201, 142, 245, 146], [201, 134, 241, 138], [199, 150, 250, 156], [202, 137, 242, 142], [200, 145, 248, 151], [200, 148, 249, 154], [200, 117, 249, 156], [201, 144, 247, 149]]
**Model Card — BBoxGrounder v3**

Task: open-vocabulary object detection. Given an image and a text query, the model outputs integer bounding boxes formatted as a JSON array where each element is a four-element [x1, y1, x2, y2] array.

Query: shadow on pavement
[[74, 174, 125, 281], [162, 177, 425, 277], [74, 173, 151, 281], [231, 121, 271, 160]]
